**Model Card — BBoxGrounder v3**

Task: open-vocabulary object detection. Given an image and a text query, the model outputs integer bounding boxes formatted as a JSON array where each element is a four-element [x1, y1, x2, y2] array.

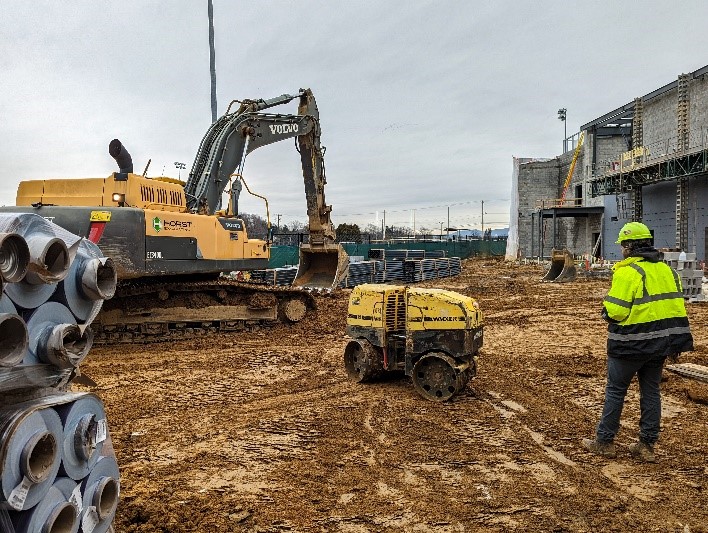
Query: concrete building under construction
[[508, 64, 708, 263]]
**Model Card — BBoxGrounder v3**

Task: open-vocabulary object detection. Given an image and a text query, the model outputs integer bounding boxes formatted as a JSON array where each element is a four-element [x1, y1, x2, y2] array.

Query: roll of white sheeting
[[0, 313, 28, 368], [0, 407, 63, 511], [52, 239, 116, 323], [0, 293, 18, 314], [4, 276, 58, 310], [80, 455, 120, 533], [55, 396, 107, 480], [10, 476, 80, 533], [0, 213, 81, 286], [24, 302, 92, 369], [0, 232, 30, 283]]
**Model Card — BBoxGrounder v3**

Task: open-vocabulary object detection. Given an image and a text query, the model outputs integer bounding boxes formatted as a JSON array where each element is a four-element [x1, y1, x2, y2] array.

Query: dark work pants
[[596, 355, 665, 445]]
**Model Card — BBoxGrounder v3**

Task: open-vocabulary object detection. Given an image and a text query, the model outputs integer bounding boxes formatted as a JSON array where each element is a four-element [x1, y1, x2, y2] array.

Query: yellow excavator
[[1, 89, 348, 342]]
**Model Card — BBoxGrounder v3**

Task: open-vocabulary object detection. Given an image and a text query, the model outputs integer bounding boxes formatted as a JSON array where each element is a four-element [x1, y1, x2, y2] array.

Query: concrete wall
[[516, 158, 559, 258], [690, 75, 708, 146], [514, 69, 708, 262]]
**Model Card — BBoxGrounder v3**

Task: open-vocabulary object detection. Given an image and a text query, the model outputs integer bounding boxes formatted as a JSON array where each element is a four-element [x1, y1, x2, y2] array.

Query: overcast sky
[[1, 1, 707, 233]]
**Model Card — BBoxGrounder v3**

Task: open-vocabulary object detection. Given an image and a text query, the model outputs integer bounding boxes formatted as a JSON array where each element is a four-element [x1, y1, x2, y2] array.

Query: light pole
[[558, 108, 567, 152], [208, 0, 217, 123], [174, 162, 186, 180], [481, 200, 484, 239]]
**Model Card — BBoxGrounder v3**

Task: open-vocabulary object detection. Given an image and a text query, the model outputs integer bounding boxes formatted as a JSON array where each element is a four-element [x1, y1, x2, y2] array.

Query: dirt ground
[[77, 259, 708, 532]]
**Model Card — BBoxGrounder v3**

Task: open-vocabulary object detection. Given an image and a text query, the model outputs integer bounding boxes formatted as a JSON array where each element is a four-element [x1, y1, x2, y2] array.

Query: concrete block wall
[[514, 69, 708, 261], [689, 75, 708, 146], [516, 149, 601, 258], [590, 73, 708, 261], [643, 91, 677, 149], [517, 158, 560, 257], [641, 74, 708, 152], [591, 135, 631, 175]]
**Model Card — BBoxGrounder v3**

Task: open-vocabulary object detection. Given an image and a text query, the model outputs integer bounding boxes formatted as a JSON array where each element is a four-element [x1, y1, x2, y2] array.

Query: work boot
[[629, 441, 656, 463], [582, 438, 617, 458]]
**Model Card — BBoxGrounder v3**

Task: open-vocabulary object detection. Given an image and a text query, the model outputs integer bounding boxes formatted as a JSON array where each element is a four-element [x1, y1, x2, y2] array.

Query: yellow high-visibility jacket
[[603, 252, 693, 359]]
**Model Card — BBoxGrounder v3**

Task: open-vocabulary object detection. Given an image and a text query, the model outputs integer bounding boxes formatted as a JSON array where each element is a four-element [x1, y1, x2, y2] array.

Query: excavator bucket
[[293, 243, 349, 290], [541, 248, 577, 282]]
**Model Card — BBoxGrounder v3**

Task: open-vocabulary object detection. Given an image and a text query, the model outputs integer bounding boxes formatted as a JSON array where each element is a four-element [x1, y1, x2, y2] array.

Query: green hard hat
[[616, 221, 653, 244]]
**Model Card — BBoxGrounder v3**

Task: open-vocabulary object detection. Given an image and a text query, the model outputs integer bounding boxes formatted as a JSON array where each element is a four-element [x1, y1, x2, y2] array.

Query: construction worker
[[583, 221, 693, 462]]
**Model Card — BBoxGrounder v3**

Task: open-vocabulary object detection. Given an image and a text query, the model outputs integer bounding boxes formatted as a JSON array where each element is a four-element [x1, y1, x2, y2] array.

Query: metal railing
[[535, 197, 583, 209], [593, 126, 708, 178]]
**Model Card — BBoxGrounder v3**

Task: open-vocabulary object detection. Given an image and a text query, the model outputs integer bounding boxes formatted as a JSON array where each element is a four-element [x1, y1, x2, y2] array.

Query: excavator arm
[[184, 88, 346, 289]]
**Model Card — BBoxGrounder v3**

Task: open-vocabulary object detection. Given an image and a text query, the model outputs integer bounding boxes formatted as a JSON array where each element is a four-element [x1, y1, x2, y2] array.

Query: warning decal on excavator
[[90, 211, 111, 222]]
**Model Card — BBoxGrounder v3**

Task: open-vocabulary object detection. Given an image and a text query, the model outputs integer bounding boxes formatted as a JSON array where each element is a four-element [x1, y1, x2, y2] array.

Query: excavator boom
[[184, 88, 347, 289]]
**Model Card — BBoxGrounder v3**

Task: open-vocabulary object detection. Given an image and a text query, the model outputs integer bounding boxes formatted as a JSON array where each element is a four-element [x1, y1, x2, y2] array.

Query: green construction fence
[[268, 240, 506, 268]]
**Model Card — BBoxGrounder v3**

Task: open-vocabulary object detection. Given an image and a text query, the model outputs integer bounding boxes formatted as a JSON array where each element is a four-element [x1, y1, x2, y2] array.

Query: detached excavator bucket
[[542, 248, 577, 282], [293, 243, 349, 290]]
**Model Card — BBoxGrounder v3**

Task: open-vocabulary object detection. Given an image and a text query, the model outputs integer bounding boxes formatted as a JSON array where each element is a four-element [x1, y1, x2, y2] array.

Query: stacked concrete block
[[662, 251, 704, 300], [0, 213, 120, 532]]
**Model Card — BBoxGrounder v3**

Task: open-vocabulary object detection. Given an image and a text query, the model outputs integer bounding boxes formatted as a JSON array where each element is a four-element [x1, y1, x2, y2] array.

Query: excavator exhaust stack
[[293, 243, 349, 290], [541, 248, 577, 283]]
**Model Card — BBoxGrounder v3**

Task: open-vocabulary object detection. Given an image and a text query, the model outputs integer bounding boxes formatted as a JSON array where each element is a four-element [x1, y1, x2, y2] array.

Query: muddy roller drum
[[344, 338, 383, 382], [292, 243, 349, 289], [412, 352, 472, 402]]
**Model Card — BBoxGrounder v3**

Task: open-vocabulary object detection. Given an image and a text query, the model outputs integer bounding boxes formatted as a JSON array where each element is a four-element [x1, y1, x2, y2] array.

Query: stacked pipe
[[373, 261, 386, 283], [435, 258, 451, 278], [403, 260, 423, 283], [250, 266, 299, 286], [0, 213, 120, 532], [366, 249, 448, 261], [383, 260, 405, 282], [337, 256, 462, 288]]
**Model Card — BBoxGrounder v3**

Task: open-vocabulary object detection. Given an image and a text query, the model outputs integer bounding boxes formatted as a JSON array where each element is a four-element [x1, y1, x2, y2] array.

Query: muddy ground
[[78, 259, 708, 532]]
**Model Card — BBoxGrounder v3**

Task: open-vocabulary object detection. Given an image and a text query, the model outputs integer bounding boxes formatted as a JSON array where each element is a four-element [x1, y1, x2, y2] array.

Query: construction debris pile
[[0, 213, 119, 533]]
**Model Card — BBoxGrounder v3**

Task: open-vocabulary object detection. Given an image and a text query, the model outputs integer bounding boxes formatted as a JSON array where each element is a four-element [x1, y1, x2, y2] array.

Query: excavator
[[1, 89, 348, 342]]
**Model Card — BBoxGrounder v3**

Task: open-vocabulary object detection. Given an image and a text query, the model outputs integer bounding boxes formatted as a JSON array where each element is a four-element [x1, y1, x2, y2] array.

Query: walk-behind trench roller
[[343, 284, 484, 402]]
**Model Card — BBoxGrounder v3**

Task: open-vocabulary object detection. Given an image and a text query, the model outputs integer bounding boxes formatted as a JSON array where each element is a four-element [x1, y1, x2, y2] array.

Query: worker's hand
[[601, 308, 620, 324], [667, 352, 680, 363]]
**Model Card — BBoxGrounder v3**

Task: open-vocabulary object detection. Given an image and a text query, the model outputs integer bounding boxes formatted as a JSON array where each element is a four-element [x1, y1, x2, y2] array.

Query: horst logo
[[153, 217, 191, 232], [269, 124, 299, 135]]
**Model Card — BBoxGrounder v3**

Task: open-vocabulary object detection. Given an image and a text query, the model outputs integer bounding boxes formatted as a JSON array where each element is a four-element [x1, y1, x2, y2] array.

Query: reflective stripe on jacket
[[603, 256, 693, 359]]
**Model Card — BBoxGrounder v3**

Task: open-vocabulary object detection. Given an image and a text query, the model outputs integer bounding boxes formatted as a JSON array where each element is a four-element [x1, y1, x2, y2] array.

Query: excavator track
[[92, 278, 315, 344]]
